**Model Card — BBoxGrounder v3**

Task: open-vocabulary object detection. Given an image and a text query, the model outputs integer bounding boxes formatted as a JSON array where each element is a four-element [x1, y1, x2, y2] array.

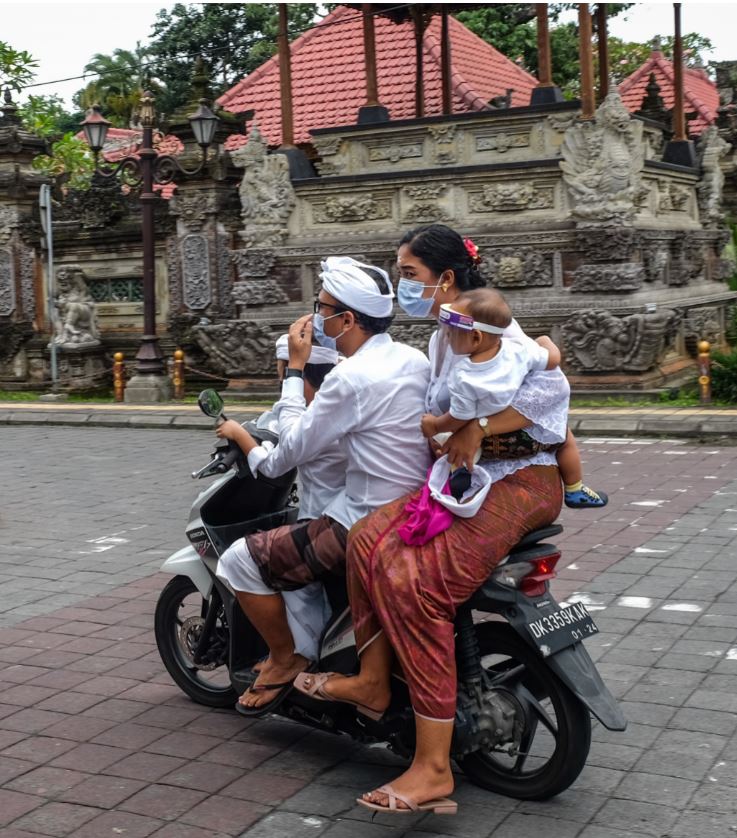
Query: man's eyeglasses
[[313, 300, 345, 315]]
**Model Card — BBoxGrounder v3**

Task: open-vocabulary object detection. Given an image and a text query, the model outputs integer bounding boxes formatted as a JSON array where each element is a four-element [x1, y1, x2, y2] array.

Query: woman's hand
[[420, 413, 439, 439], [288, 314, 314, 370], [215, 419, 243, 441], [441, 420, 484, 471]]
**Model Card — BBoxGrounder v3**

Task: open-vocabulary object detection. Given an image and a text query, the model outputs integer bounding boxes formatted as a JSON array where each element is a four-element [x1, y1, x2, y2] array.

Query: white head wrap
[[319, 256, 394, 318], [274, 333, 339, 365]]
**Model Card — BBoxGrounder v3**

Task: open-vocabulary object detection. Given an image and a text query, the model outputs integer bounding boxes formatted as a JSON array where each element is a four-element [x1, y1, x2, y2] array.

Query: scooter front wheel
[[155, 575, 238, 708]]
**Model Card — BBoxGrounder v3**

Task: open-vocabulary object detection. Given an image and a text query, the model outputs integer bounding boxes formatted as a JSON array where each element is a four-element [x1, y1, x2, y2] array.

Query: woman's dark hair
[[398, 224, 485, 291], [334, 265, 394, 335], [303, 362, 335, 390]]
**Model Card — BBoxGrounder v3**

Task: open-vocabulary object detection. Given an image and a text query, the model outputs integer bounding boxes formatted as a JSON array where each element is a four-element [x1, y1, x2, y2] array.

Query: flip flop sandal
[[293, 671, 385, 721], [356, 783, 457, 815], [234, 679, 294, 718]]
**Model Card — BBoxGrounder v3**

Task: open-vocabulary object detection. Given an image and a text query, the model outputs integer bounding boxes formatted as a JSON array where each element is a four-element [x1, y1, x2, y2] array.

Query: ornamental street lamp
[[80, 91, 219, 401]]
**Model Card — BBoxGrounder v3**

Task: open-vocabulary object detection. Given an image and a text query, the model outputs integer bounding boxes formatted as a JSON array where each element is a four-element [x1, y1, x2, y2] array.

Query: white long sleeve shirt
[[249, 333, 432, 530]]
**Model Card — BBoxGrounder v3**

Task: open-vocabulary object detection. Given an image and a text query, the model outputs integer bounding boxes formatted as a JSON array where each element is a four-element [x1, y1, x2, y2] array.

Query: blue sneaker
[[565, 485, 608, 508]]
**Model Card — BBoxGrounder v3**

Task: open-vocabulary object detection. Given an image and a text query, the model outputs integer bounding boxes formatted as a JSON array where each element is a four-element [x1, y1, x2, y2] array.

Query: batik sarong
[[347, 464, 562, 720]]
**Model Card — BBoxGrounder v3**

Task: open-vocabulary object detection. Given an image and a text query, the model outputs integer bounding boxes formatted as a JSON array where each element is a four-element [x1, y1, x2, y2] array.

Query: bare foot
[[240, 653, 308, 708], [301, 673, 390, 715], [361, 765, 454, 811]]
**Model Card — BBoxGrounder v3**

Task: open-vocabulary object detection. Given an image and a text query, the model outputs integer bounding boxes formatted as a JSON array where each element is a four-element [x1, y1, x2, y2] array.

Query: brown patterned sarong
[[245, 514, 348, 593], [347, 464, 562, 720]]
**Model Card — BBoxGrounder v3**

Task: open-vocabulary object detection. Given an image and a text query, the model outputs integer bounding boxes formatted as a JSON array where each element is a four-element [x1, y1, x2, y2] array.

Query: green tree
[[74, 44, 156, 126], [0, 41, 37, 93], [18, 94, 80, 138], [145, 3, 318, 115], [32, 133, 95, 191]]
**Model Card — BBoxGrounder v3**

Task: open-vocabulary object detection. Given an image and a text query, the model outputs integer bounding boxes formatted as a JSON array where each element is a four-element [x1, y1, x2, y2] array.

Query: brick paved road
[[2, 426, 737, 837]]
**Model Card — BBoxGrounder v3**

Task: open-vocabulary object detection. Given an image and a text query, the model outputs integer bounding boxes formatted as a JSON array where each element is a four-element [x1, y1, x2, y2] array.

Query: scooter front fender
[[160, 546, 213, 599]]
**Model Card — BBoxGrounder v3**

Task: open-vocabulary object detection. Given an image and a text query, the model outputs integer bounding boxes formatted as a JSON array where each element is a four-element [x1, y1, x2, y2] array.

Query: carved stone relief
[[570, 263, 645, 292], [670, 235, 705, 286], [193, 320, 276, 376], [217, 234, 235, 318], [231, 124, 296, 247], [428, 124, 457, 164], [231, 249, 276, 281], [166, 236, 183, 315], [389, 321, 436, 354], [479, 249, 553, 287], [0, 319, 32, 364], [313, 134, 345, 176], [0, 248, 15, 315], [686, 306, 722, 346], [313, 194, 391, 223], [657, 180, 690, 213], [697, 125, 731, 227], [563, 308, 681, 372], [560, 90, 644, 226], [0, 205, 18, 246], [402, 184, 450, 223], [231, 279, 289, 308], [468, 182, 554, 213], [19, 247, 35, 321], [576, 228, 640, 261], [475, 130, 529, 154], [643, 246, 669, 283], [170, 192, 217, 231], [367, 142, 423, 164], [181, 234, 211, 310]]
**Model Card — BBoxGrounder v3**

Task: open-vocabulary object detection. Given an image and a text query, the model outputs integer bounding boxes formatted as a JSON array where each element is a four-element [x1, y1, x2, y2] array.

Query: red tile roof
[[218, 5, 538, 147], [618, 50, 718, 135]]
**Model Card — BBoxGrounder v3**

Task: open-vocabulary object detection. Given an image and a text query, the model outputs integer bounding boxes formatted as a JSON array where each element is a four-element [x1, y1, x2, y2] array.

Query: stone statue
[[562, 308, 680, 372], [231, 123, 296, 247], [697, 125, 730, 227], [193, 320, 275, 377], [50, 265, 100, 348], [560, 90, 645, 227]]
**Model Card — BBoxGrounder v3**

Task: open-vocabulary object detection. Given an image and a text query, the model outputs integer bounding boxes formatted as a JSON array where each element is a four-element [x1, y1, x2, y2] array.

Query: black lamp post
[[80, 91, 219, 400]]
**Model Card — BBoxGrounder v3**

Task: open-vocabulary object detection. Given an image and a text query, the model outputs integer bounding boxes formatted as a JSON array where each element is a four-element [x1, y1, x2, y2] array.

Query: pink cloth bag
[[397, 472, 455, 546]]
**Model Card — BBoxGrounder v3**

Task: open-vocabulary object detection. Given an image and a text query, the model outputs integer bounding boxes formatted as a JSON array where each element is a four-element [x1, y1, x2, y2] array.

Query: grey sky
[[1, 1, 736, 111]]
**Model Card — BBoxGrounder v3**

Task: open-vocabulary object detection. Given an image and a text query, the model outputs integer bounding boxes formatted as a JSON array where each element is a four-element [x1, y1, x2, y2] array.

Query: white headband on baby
[[319, 256, 394, 318], [274, 333, 339, 364]]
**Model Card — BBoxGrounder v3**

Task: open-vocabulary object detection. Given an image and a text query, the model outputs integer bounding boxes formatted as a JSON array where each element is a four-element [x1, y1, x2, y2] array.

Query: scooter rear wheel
[[155, 575, 238, 708], [458, 623, 591, 800]]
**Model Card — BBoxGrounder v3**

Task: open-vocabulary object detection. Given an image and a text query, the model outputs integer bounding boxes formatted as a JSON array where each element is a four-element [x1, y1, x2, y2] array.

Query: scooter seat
[[509, 524, 563, 553]]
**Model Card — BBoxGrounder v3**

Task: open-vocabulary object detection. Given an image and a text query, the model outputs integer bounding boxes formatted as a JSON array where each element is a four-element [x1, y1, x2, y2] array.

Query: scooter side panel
[[160, 546, 213, 598]]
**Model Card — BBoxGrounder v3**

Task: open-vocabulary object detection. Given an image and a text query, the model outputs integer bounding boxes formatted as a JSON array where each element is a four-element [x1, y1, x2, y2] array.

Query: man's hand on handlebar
[[216, 420, 258, 455], [440, 420, 485, 471]]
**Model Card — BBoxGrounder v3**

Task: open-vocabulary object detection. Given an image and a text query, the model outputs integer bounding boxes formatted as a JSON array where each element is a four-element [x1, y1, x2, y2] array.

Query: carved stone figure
[[231, 124, 296, 247], [576, 228, 640, 261], [0, 248, 15, 316], [402, 184, 450, 223], [231, 279, 289, 307], [170, 192, 217, 231], [193, 320, 276, 376], [697, 125, 730, 226], [563, 308, 681, 372], [670, 234, 705, 286], [50, 265, 101, 347], [643, 246, 670, 283], [560, 90, 645, 226], [657, 180, 691, 213], [686, 306, 722, 348]]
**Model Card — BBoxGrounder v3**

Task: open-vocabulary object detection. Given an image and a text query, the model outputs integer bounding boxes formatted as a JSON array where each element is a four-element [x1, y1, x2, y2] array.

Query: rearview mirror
[[198, 389, 225, 419]]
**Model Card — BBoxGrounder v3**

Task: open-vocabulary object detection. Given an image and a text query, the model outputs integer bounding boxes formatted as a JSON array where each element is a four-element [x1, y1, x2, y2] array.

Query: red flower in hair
[[463, 237, 481, 266]]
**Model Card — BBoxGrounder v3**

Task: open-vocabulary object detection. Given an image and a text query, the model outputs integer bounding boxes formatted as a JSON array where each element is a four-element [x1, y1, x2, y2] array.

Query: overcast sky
[[2, 1, 736, 110]]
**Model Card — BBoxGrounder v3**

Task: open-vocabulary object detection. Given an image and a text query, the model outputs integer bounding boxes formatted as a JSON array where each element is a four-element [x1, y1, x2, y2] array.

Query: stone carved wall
[[480, 249, 553, 287], [389, 321, 436, 354], [193, 320, 276, 377], [313, 194, 392, 223], [571, 263, 645, 293], [468, 182, 554, 213], [0, 248, 15, 315], [697, 125, 731, 227], [563, 308, 681, 372], [180, 234, 211, 310], [402, 184, 450, 223], [685, 306, 722, 348], [560, 90, 645, 227]]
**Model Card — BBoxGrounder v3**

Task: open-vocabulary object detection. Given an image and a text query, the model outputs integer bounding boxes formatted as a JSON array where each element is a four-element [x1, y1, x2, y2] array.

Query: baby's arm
[[535, 335, 561, 369], [216, 419, 259, 455], [421, 411, 469, 439]]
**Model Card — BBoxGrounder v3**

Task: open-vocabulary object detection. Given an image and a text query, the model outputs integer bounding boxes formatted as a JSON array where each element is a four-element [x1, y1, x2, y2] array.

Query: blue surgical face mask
[[397, 278, 444, 318], [312, 311, 344, 351]]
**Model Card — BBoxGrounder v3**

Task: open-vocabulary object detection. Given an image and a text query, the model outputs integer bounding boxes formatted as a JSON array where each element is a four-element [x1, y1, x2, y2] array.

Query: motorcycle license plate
[[526, 602, 598, 657]]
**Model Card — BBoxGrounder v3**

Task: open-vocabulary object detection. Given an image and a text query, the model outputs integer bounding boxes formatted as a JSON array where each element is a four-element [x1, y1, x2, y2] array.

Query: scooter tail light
[[519, 551, 562, 597]]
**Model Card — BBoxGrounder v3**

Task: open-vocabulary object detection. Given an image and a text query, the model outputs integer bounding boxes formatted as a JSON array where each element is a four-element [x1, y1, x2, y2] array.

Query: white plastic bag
[[427, 455, 492, 518]]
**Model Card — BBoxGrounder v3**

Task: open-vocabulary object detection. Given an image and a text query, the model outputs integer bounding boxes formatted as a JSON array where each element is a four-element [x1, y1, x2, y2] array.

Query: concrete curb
[[3, 405, 737, 441]]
